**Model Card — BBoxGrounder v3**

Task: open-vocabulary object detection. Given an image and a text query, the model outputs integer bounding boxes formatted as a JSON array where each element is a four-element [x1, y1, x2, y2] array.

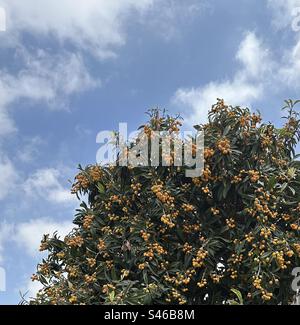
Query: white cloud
[[14, 49, 99, 105], [0, 217, 72, 262], [0, 49, 99, 136], [175, 80, 262, 126], [236, 32, 272, 77], [265, 1, 300, 88], [173, 32, 270, 125], [173, 2, 300, 126], [279, 39, 300, 86], [0, 157, 18, 200], [17, 136, 44, 163], [140, 0, 209, 41], [0, 0, 161, 137], [0, 223, 13, 262], [0, 0, 207, 137], [0, 109, 16, 136], [0, 0, 210, 52], [0, 0, 155, 58], [267, 0, 300, 30], [13, 218, 73, 256], [0, 217, 72, 298], [23, 168, 75, 205]]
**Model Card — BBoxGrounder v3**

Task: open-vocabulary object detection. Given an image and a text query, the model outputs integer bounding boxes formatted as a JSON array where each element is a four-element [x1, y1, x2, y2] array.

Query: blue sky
[[0, 0, 300, 304]]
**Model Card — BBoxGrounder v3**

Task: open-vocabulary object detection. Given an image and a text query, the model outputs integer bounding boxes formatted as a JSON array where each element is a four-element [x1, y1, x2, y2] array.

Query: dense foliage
[[29, 100, 300, 305]]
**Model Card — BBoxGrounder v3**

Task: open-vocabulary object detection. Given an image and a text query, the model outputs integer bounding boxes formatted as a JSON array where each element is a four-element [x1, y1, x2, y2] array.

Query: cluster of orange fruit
[[85, 273, 97, 284], [226, 218, 236, 229], [217, 138, 231, 155], [140, 230, 151, 242], [71, 173, 89, 193], [192, 249, 208, 268], [83, 215, 94, 229], [151, 183, 174, 205], [97, 239, 106, 251], [65, 235, 84, 248]]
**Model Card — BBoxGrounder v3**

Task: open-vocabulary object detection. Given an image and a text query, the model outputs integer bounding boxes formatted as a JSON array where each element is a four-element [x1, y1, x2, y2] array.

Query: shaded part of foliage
[[29, 99, 300, 305]]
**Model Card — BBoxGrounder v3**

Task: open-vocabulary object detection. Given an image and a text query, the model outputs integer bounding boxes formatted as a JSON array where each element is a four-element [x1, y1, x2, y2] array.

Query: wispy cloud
[[23, 168, 75, 205], [13, 218, 73, 256], [16, 136, 44, 163], [0, 217, 72, 264], [0, 0, 155, 58], [278, 39, 300, 87], [0, 223, 13, 262], [0, 157, 18, 201], [140, 0, 210, 41], [0, 49, 99, 136], [267, 0, 300, 30], [173, 32, 270, 125]]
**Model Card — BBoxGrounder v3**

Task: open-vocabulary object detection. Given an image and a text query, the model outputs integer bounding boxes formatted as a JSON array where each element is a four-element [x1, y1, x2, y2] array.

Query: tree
[[29, 99, 300, 305]]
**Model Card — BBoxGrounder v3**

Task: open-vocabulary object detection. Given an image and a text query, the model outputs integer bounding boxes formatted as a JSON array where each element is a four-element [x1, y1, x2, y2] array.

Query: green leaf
[[97, 183, 105, 194], [230, 289, 243, 305], [267, 175, 276, 190]]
